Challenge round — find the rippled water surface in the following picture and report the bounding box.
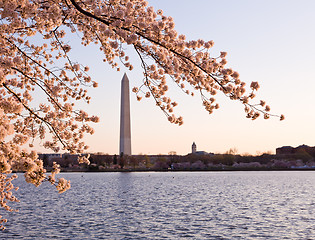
[2,171,315,239]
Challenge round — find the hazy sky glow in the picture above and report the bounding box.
[34,0,315,155]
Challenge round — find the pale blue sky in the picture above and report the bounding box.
[35,1,315,155]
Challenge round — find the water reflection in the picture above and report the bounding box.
[3,171,315,239]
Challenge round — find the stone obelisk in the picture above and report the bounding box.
[119,73,131,156]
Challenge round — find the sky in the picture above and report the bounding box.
[34,0,315,155]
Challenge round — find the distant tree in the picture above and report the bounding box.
[226,148,238,155]
[144,155,151,169]
[272,159,290,169]
[95,152,105,155]
[221,154,235,166]
[233,161,262,169]
[174,162,191,170]
[154,159,169,169]
[185,153,200,164]
[294,149,313,163]
[191,160,206,170]
[88,163,99,171]
[257,153,274,165]
[104,154,112,167]
[168,151,178,165]
[119,152,125,169]
[209,154,224,165]
[88,155,95,164]
[112,154,117,165]
[129,156,139,169]
[42,154,49,167]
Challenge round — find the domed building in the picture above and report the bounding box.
[191,142,213,156]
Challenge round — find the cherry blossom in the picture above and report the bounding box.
[0,0,283,229]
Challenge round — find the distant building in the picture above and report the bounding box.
[194,151,210,156]
[276,146,294,155]
[38,153,80,167]
[191,142,214,156]
[38,153,63,162]
[276,144,315,156]
[192,142,197,154]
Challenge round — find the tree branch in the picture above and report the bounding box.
[2,83,68,150]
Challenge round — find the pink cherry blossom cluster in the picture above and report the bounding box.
[0,173,18,230]
[66,0,283,123]
[0,0,283,228]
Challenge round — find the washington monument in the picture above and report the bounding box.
[119,73,131,156]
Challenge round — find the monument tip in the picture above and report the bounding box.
[122,73,129,82]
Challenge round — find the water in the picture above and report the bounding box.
[2,171,315,239]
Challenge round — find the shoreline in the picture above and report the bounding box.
[60,168,315,173]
